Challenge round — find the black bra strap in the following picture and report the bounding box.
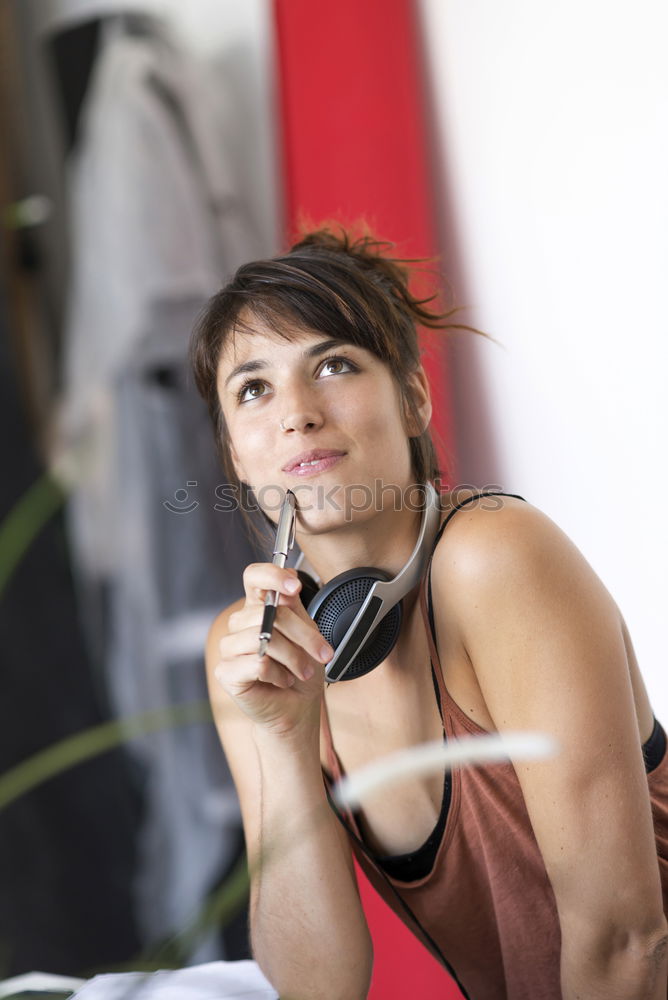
[643,718,667,774]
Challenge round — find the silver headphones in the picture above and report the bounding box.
[295,483,441,682]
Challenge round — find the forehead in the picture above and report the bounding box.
[217,312,318,367]
[215,310,376,393]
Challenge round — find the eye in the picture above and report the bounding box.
[318,356,357,378]
[237,379,269,403]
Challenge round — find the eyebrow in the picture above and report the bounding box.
[223,338,352,388]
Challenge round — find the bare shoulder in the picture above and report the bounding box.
[429,491,628,714]
[432,489,617,612]
[436,488,567,551]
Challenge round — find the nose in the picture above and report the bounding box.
[280,409,323,434]
[279,382,324,434]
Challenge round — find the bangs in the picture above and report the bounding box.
[224,254,414,370]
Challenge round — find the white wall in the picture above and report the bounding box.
[419,0,668,714]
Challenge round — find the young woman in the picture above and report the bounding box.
[191,228,668,1000]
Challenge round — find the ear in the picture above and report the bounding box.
[403,366,432,437]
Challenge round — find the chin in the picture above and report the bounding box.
[297,487,350,534]
[308,475,422,520]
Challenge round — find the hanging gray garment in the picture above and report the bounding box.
[58,19,271,960]
[111,298,265,958]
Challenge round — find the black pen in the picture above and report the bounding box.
[257,490,297,657]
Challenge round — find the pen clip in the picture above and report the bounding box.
[274,490,297,559]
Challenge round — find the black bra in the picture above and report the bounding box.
[376,714,666,885]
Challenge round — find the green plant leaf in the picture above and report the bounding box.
[0,473,65,599]
[0,702,212,813]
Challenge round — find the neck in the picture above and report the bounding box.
[295,498,426,586]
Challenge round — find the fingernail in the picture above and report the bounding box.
[285,578,300,593]
[320,645,333,662]
[287,674,296,687]
[303,665,315,680]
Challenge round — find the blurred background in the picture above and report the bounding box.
[1,1,666,998]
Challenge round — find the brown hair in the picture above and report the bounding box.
[190,224,485,520]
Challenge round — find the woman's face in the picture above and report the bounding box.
[216,314,431,532]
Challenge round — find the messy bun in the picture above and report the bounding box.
[289,226,457,336]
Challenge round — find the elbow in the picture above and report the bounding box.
[627,922,668,974]
[562,918,668,996]
[262,969,372,1000]
[604,918,668,963]
[557,878,668,962]
[253,936,373,1000]
[606,927,668,997]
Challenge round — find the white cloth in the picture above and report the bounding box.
[71,962,277,1000]
[0,973,87,997]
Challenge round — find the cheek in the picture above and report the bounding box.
[366,385,408,440]
[343,387,411,454]
[226,416,273,485]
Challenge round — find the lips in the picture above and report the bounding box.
[282,449,346,475]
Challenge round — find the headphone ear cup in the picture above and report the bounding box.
[296,570,320,610]
[307,567,402,680]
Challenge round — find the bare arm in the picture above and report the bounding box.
[206,567,373,1000]
[432,498,667,1000]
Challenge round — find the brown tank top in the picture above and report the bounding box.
[321,493,668,1000]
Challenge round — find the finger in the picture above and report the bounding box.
[215,653,296,693]
[220,623,320,683]
[227,605,333,665]
[242,564,302,605]
[255,627,326,681]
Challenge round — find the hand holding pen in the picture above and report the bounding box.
[257,490,297,657]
